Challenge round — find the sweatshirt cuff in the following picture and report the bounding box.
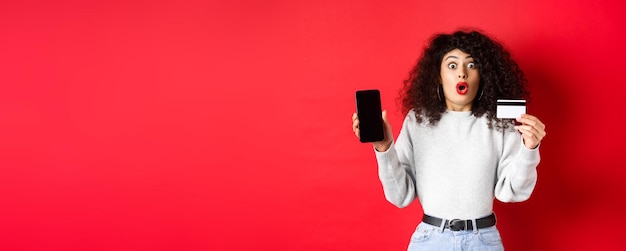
[517,138,540,165]
[374,141,396,162]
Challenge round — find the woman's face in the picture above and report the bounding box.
[440,49,480,111]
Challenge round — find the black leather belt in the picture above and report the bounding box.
[422,213,496,231]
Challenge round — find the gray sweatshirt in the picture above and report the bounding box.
[375,110,540,220]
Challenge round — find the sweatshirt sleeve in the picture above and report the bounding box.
[374,114,417,208]
[494,129,540,202]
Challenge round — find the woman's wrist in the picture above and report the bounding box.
[374,141,392,152]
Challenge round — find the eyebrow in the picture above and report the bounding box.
[444,55,473,61]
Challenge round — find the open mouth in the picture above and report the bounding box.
[456,82,468,95]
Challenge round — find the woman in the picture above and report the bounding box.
[351,29,546,250]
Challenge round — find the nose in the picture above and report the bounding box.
[458,68,467,79]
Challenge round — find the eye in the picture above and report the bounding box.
[467,62,476,69]
[448,63,457,69]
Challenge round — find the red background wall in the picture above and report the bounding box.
[1,0,625,250]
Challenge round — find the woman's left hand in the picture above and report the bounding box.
[515,114,546,149]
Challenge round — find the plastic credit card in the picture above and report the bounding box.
[496,99,526,119]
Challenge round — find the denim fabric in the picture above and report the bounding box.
[407,222,504,251]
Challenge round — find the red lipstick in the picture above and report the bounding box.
[456,82,468,95]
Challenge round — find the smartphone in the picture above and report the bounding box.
[355,89,385,143]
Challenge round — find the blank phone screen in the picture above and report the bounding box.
[355,90,384,143]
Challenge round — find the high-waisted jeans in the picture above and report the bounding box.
[407,222,504,251]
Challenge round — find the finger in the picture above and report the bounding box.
[516,114,545,130]
[515,123,547,139]
[381,110,393,143]
[354,127,360,138]
[521,113,538,120]
[382,110,392,129]
[515,125,545,142]
[515,125,537,137]
[352,112,358,122]
[516,126,535,138]
[515,125,535,133]
[516,126,539,146]
[381,110,389,128]
[518,118,544,132]
[352,118,360,132]
[516,115,536,126]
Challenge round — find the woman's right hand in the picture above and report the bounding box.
[352,110,393,152]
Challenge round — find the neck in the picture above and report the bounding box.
[445,101,473,111]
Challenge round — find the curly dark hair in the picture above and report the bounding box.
[399,29,529,130]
